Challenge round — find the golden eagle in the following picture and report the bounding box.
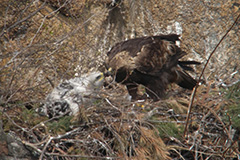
[107,34,200,100]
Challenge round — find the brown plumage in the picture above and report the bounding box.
[107,34,200,100]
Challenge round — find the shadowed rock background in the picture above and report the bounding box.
[0,0,239,159]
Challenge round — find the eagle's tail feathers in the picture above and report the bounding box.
[179,65,194,72]
[177,71,197,90]
[178,60,201,72]
[178,61,201,65]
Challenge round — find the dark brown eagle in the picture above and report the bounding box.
[107,34,200,100]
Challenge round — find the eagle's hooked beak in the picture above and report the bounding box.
[104,67,113,77]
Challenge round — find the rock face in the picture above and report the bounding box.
[0,121,36,160]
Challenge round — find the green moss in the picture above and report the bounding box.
[223,81,240,129]
[93,99,103,106]
[95,51,101,56]
[46,115,73,134]
[225,81,240,100]
[226,104,240,128]
[2,102,47,132]
[156,122,184,140]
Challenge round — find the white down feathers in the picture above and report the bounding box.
[40,72,104,118]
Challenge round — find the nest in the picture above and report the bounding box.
[14,85,171,159]
[1,80,238,159]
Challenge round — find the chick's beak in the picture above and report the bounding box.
[99,72,104,82]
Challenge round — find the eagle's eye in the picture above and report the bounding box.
[95,73,104,81]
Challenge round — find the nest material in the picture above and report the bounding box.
[23,90,171,159]
[1,81,239,159]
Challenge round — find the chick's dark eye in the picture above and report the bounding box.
[96,75,102,80]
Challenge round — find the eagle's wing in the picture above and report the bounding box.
[134,38,186,76]
[107,34,180,59]
[107,34,184,76]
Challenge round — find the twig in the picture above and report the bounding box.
[23,137,49,147]
[171,145,237,158]
[28,0,70,46]
[103,118,127,158]
[39,127,80,160]
[3,112,28,132]
[22,140,44,154]
[184,14,240,137]
[105,98,122,112]
[23,137,121,159]
[39,136,52,160]
[46,153,121,159]
[0,1,46,38]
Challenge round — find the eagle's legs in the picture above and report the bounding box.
[145,87,161,101]
[145,85,166,101]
